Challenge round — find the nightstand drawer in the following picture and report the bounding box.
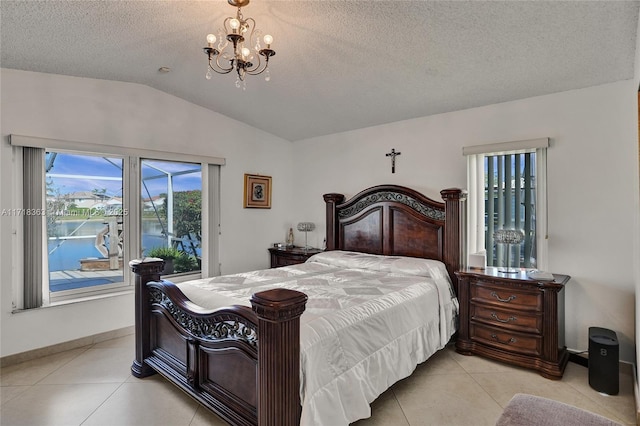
[470,323,542,357]
[471,282,542,312]
[272,254,307,267]
[470,304,542,334]
[269,247,322,268]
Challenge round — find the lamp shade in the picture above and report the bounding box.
[493,229,524,245]
[493,229,524,274]
[297,222,315,232]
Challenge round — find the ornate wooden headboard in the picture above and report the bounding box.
[324,185,465,292]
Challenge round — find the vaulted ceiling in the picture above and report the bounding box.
[1,1,638,141]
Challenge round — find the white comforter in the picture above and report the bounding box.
[177,250,458,426]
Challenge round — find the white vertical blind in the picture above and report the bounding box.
[535,148,548,270]
[201,164,221,278]
[22,147,44,309]
[466,154,485,257]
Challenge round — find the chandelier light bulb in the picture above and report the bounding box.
[206,34,216,45]
[241,47,250,58]
[263,34,273,46]
[229,18,240,31]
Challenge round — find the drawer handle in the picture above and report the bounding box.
[490,291,517,303]
[490,312,517,323]
[490,334,517,345]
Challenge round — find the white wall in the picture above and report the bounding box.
[0,69,295,357]
[1,69,637,365]
[292,80,639,363]
[633,4,640,385]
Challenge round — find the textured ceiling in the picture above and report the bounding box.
[1,1,638,141]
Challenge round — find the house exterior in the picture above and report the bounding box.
[64,191,104,209]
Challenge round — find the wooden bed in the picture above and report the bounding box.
[130,185,465,426]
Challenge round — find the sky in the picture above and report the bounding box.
[46,152,201,199]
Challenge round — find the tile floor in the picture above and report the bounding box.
[0,334,636,426]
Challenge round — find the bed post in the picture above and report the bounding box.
[323,193,345,250]
[129,258,164,378]
[441,188,466,294]
[251,289,308,426]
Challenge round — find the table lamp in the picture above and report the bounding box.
[297,222,315,252]
[493,229,525,273]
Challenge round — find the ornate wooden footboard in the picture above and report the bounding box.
[130,259,307,426]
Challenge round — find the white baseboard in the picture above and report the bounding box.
[0,326,134,368]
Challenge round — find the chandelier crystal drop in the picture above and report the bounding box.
[203,0,275,88]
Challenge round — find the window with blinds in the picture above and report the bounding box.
[10,135,223,310]
[464,137,548,272]
[485,152,537,268]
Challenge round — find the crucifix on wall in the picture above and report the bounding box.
[385,148,401,173]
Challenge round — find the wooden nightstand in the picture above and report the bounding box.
[455,267,570,379]
[268,246,323,268]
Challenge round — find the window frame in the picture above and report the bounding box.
[140,158,204,275]
[45,149,131,303]
[464,138,549,271]
[10,135,223,309]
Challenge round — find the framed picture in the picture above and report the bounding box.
[243,174,272,209]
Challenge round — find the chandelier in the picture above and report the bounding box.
[203,0,275,89]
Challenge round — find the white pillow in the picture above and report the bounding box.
[307,250,448,278]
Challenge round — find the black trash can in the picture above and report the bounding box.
[588,327,619,395]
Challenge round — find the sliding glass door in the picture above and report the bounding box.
[141,159,202,275]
